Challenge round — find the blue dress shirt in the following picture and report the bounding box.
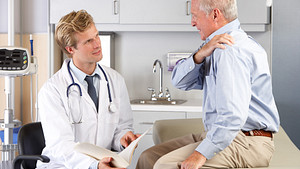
[172,19,280,159]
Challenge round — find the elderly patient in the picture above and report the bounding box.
[136,0,280,169]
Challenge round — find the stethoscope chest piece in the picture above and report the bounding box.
[109,102,117,113]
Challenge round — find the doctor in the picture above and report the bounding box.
[37,10,138,169]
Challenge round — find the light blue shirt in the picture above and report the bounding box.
[172,19,280,159]
[69,59,101,97]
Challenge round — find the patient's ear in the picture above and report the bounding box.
[212,8,222,21]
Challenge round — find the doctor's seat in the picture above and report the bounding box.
[13,122,50,169]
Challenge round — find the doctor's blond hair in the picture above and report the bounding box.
[55,10,95,57]
[198,0,238,22]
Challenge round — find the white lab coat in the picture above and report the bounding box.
[37,58,133,168]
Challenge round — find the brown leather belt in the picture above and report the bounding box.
[242,130,273,138]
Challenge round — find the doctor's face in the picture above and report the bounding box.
[69,24,103,68]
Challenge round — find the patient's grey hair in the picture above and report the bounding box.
[199,0,238,22]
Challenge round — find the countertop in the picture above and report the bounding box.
[130,99,202,112]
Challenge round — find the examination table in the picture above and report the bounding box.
[152,118,300,169]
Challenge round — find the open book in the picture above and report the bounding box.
[74,128,151,168]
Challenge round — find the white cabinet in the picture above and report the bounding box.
[186,112,203,119]
[50,0,191,25]
[133,111,186,134]
[237,0,270,24]
[119,0,271,25]
[128,110,202,169]
[49,0,119,24]
[129,111,186,169]
[49,0,271,32]
[120,0,191,24]
[237,0,271,31]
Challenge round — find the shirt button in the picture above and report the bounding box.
[189,66,193,69]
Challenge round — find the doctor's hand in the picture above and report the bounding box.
[193,33,234,64]
[180,151,207,169]
[98,157,125,169]
[120,131,140,148]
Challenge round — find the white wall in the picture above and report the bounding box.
[0,0,20,33]
[272,0,300,149]
[0,0,48,33]
[112,29,272,100]
[114,31,203,100]
[0,0,273,101]
[21,0,48,33]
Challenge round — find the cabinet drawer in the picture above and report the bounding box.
[120,0,191,24]
[133,111,186,134]
[50,0,119,24]
[186,112,203,119]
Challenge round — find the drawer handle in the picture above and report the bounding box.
[139,122,154,125]
[266,0,272,7]
[113,0,119,15]
[186,1,191,15]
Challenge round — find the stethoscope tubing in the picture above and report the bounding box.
[66,60,112,103]
[98,65,112,103]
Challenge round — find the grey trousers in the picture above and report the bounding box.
[136,131,274,169]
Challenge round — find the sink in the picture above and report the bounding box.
[130,99,187,105]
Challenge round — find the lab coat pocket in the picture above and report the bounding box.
[204,75,216,112]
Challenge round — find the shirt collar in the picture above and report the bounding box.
[69,59,101,84]
[205,19,241,43]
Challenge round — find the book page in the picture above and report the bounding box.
[118,127,152,163]
[74,127,151,168]
[74,142,129,168]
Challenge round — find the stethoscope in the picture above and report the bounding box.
[66,60,117,124]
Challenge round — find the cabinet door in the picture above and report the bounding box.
[133,111,186,134]
[50,0,119,24]
[237,0,270,24]
[186,112,203,119]
[120,0,191,24]
[130,111,185,169]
